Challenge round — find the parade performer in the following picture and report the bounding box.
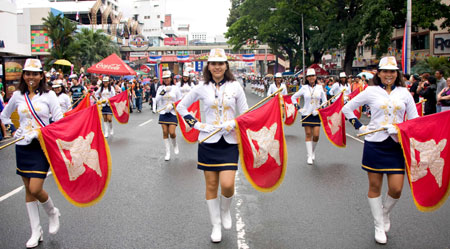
[95,76,116,138]
[342,56,418,244]
[179,71,193,98]
[51,80,71,113]
[177,48,248,243]
[329,72,351,102]
[267,73,288,96]
[291,68,327,165]
[0,59,62,248]
[155,70,182,161]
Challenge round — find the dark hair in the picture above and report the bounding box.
[306,76,318,86]
[100,80,112,92]
[427,76,437,85]
[372,69,406,87]
[18,71,49,95]
[180,76,191,87]
[202,62,235,84]
[54,84,67,96]
[436,70,444,75]
[162,75,174,86]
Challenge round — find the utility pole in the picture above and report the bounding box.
[407,0,412,73]
[301,14,305,84]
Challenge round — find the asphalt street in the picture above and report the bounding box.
[1,85,449,249]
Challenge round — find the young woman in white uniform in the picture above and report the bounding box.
[267,72,288,96]
[95,76,116,138]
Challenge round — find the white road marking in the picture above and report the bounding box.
[0,172,53,203]
[235,173,250,249]
[138,119,153,127]
[346,133,365,144]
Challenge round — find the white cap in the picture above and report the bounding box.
[306,68,316,76]
[378,56,399,70]
[339,72,347,78]
[52,83,61,88]
[183,71,190,77]
[23,59,43,72]
[45,72,51,77]
[162,70,172,79]
[275,72,283,78]
[69,74,77,79]
[208,48,227,62]
[102,76,110,81]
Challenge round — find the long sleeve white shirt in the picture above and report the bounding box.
[176,80,248,144]
[95,87,116,107]
[267,83,288,96]
[57,93,71,113]
[329,82,351,99]
[155,85,182,115]
[0,91,63,145]
[342,85,419,142]
[179,83,193,98]
[291,84,327,116]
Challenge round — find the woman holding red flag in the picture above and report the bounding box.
[155,70,181,161]
[342,56,418,244]
[95,76,116,138]
[178,71,193,98]
[291,68,327,165]
[176,48,248,243]
[0,59,63,248]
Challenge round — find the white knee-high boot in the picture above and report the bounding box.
[164,139,170,161]
[26,201,43,248]
[171,137,179,155]
[305,141,313,165]
[312,141,317,161]
[152,98,156,113]
[368,196,387,244]
[103,123,109,138]
[383,195,399,233]
[108,122,113,136]
[41,196,60,234]
[220,195,233,230]
[206,198,222,242]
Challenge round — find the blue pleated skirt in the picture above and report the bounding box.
[302,115,321,127]
[102,105,112,115]
[158,113,178,125]
[198,137,238,171]
[362,137,405,174]
[16,139,49,178]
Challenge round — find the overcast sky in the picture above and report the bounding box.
[119,0,231,36]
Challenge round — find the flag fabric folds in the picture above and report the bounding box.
[108,90,130,124]
[396,111,450,212]
[148,56,162,64]
[282,95,298,126]
[242,54,255,62]
[176,55,190,63]
[38,105,111,207]
[235,95,287,192]
[348,87,362,119]
[416,101,424,117]
[64,93,91,117]
[318,93,346,148]
[174,100,201,143]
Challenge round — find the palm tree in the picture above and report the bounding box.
[412,57,450,76]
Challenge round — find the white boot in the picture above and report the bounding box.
[206,198,222,242]
[220,195,233,230]
[368,196,387,244]
[312,141,317,161]
[108,122,114,136]
[383,195,399,233]
[306,141,313,165]
[26,201,43,248]
[171,137,179,155]
[103,123,109,138]
[41,196,60,234]
[152,98,156,113]
[164,139,170,161]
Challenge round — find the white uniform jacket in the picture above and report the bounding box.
[179,83,193,98]
[291,84,327,116]
[57,93,71,113]
[95,87,116,107]
[267,83,288,96]
[155,85,182,115]
[342,86,419,142]
[329,82,351,99]
[0,91,63,145]
[176,80,248,144]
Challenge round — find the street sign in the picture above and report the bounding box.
[195,61,204,72]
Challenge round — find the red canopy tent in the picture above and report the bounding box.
[308,64,329,76]
[87,53,136,75]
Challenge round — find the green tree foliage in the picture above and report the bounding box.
[412,57,450,77]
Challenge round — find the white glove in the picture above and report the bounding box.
[13,128,24,139]
[344,96,349,102]
[165,104,173,112]
[24,131,38,143]
[218,120,236,134]
[357,123,377,135]
[194,122,216,133]
[382,124,398,135]
[298,108,305,114]
[312,109,319,116]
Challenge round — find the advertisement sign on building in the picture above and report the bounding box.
[31,30,50,52]
[130,52,149,58]
[130,35,149,48]
[164,37,187,46]
[434,33,450,55]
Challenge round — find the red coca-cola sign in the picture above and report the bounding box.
[96,63,121,71]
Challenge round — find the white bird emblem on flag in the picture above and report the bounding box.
[56,132,102,181]
[409,138,446,187]
[286,102,295,118]
[246,123,281,168]
[114,100,128,117]
[327,111,342,135]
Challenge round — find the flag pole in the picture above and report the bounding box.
[67,93,87,111]
[300,88,346,122]
[199,87,283,144]
[0,137,24,150]
[356,128,387,137]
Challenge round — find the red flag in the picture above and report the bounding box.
[236,95,287,192]
[64,93,90,117]
[174,100,201,143]
[397,111,450,212]
[416,101,423,117]
[348,87,362,119]
[108,90,130,124]
[318,93,346,148]
[38,105,111,207]
[282,95,298,126]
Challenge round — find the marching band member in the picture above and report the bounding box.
[267,73,288,96]
[95,76,116,138]
[52,80,71,113]
[329,72,351,102]
[155,70,182,161]
[176,48,248,243]
[0,59,63,248]
[342,56,418,244]
[179,71,193,98]
[291,68,327,165]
